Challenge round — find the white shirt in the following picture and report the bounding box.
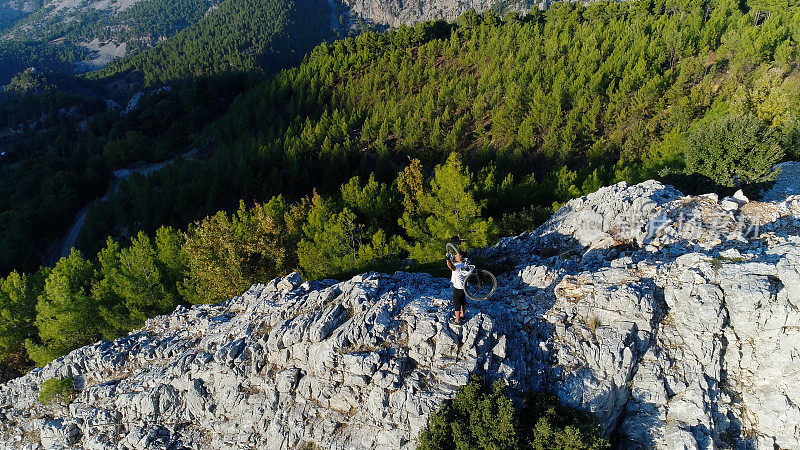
[451,262,468,289]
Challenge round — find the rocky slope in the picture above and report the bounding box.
[2,180,800,449]
[341,0,540,28]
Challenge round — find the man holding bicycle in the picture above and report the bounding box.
[446,250,468,325]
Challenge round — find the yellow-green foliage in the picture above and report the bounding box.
[181,199,297,304]
[37,377,76,406]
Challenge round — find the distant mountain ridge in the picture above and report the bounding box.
[341,0,537,27]
[90,0,334,84]
[0,0,221,72]
[0,0,554,77]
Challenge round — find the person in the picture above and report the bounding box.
[446,250,468,324]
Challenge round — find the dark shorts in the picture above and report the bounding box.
[453,288,466,310]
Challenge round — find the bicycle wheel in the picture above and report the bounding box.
[464,269,497,300]
[446,242,460,258]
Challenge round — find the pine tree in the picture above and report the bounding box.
[401,153,496,263]
[95,231,185,337]
[26,250,100,367]
[0,271,45,366]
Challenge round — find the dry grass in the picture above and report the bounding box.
[253,320,275,340]
[238,382,262,396]
[711,255,746,274]
[338,342,380,354]
[741,202,783,226]
[554,276,591,303]
[586,316,601,338]
[22,429,40,444]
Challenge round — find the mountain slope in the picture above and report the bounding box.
[341,0,533,27]
[0,0,220,75]
[2,180,800,448]
[0,0,334,83]
[92,0,333,84]
[76,2,800,265]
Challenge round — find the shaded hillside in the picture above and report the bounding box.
[0,72,255,277]
[92,0,334,84]
[0,0,332,275]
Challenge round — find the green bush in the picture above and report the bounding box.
[519,392,610,450]
[417,377,609,450]
[684,114,784,187]
[418,376,518,450]
[37,377,76,405]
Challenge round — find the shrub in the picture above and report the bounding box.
[418,376,518,450]
[417,376,609,450]
[37,377,76,405]
[684,114,783,187]
[520,392,610,450]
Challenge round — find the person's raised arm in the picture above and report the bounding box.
[446,255,455,271]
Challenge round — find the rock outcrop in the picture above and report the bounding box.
[340,0,542,28]
[3,180,800,449]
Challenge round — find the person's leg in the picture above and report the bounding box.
[452,288,460,324]
[453,289,466,324]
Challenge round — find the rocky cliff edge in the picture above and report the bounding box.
[2,180,800,449]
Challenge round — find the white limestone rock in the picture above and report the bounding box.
[3,181,800,449]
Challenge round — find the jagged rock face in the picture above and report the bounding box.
[342,0,544,28]
[2,180,800,449]
[0,273,540,449]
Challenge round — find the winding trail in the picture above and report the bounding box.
[44,149,198,266]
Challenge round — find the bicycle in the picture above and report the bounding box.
[446,240,497,301]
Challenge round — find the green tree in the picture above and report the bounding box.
[94,228,186,337]
[418,377,610,450]
[297,192,402,279]
[0,270,46,367]
[685,114,784,187]
[520,392,610,450]
[418,377,519,450]
[340,174,396,231]
[401,153,496,263]
[298,195,363,279]
[25,250,101,367]
[181,199,290,304]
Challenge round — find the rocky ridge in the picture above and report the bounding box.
[2,180,800,449]
[340,0,544,28]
